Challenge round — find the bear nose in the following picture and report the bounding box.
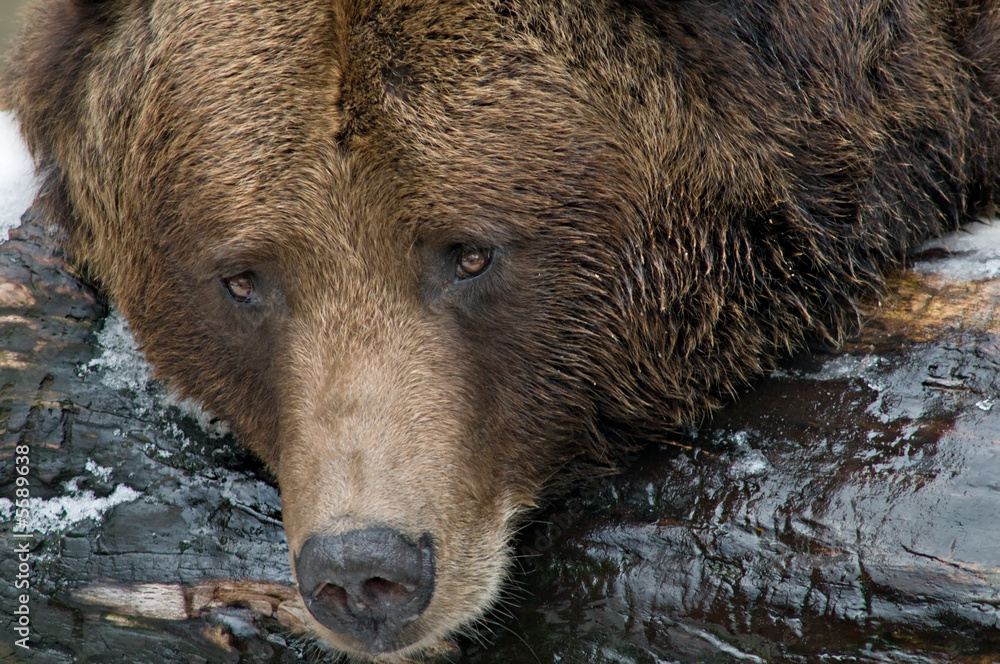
[295,527,436,654]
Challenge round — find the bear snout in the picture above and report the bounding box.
[295,527,436,655]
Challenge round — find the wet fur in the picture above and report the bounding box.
[4,0,1000,659]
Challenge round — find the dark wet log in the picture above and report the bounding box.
[3,210,1000,663]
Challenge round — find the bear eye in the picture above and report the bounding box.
[222,272,256,304]
[456,248,493,279]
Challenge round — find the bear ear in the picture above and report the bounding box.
[1,0,120,145]
[1,0,123,244]
[0,0,116,106]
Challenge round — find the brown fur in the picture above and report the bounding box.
[5,0,1000,659]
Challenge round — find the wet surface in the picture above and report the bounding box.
[3,210,1000,663]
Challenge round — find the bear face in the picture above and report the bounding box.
[5,0,999,659]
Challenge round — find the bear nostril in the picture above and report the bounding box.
[364,576,412,601]
[313,582,350,614]
[313,577,410,615]
[295,527,435,655]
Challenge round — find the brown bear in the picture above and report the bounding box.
[4,0,1000,660]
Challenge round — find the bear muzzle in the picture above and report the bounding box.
[295,527,436,655]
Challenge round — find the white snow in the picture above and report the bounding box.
[0,111,36,243]
[82,308,229,436]
[914,220,1000,281]
[0,483,141,535]
[85,459,114,482]
[84,310,155,407]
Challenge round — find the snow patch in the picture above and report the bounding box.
[85,459,114,482]
[0,111,37,243]
[0,483,141,535]
[84,310,153,399]
[914,220,1000,281]
[163,393,231,438]
[83,308,230,438]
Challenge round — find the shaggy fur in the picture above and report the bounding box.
[4,0,1000,659]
